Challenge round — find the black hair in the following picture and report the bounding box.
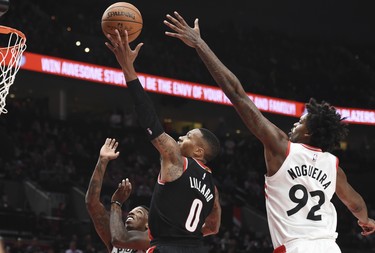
[305,98,348,152]
[199,128,221,162]
[139,205,149,214]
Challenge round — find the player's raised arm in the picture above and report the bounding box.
[163,12,288,159]
[106,29,184,182]
[110,179,150,250]
[85,138,120,253]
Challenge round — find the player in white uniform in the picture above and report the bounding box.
[86,138,149,253]
[163,12,375,253]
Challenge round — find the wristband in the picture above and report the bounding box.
[111,200,122,208]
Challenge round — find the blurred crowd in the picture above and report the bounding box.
[0,1,374,252]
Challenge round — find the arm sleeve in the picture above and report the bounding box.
[126,79,164,140]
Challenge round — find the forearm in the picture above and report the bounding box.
[122,65,137,82]
[110,204,128,246]
[348,194,369,223]
[126,79,164,140]
[85,158,108,205]
[85,158,113,250]
[195,39,243,101]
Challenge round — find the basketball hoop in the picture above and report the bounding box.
[0,25,26,114]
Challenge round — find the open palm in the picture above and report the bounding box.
[100,138,120,161]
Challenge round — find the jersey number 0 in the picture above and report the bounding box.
[185,199,203,232]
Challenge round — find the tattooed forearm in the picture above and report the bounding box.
[151,133,184,182]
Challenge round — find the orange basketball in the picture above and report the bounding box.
[101,2,143,43]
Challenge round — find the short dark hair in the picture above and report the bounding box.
[305,98,348,152]
[199,128,221,162]
[139,205,149,214]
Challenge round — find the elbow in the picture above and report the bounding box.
[212,224,220,235]
[85,197,96,212]
[85,196,92,208]
[349,198,365,214]
[111,237,123,248]
[209,229,219,236]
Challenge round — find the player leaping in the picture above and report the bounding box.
[164,11,375,253]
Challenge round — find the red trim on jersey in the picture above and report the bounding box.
[336,157,339,171]
[183,156,188,172]
[273,245,286,253]
[146,246,156,253]
[148,229,154,241]
[301,143,322,152]
[157,173,165,185]
[192,158,212,173]
[286,141,291,156]
[264,183,268,198]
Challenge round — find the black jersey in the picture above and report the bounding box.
[149,157,216,246]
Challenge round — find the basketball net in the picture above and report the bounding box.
[0,25,26,114]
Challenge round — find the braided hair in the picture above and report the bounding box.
[305,98,348,152]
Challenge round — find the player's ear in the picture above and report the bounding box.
[145,222,149,230]
[193,146,204,160]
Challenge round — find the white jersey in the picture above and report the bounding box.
[265,142,339,249]
[111,247,146,253]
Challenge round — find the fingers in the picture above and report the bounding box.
[173,11,189,27]
[119,178,131,188]
[106,32,120,48]
[361,228,375,236]
[358,218,375,236]
[164,18,180,33]
[165,13,183,30]
[194,18,200,30]
[105,29,125,50]
[134,42,144,54]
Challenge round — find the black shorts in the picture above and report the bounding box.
[149,245,209,253]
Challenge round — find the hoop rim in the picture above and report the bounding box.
[0,25,26,40]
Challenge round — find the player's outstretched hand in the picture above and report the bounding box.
[164,11,201,48]
[358,218,375,236]
[105,29,143,74]
[112,178,132,205]
[100,138,120,161]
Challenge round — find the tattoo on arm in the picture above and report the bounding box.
[86,159,112,250]
[151,133,184,182]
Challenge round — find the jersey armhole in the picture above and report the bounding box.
[183,156,188,172]
[336,157,340,171]
[286,141,291,156]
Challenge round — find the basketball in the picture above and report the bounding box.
[101,2,143,43]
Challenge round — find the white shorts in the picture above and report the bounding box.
[274,239,341,253]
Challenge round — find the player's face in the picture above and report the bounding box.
[289,114,310,143]
[125,207,148,231]
[177,129,203,157]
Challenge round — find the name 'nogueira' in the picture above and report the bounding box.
[287,164,332,190]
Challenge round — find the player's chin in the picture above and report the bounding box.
[288,132,292,140]
[125,222,134,230]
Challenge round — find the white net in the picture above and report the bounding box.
[0,25,26,114]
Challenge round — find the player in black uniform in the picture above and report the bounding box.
[86,138,150,253]
[105,30,221,253]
